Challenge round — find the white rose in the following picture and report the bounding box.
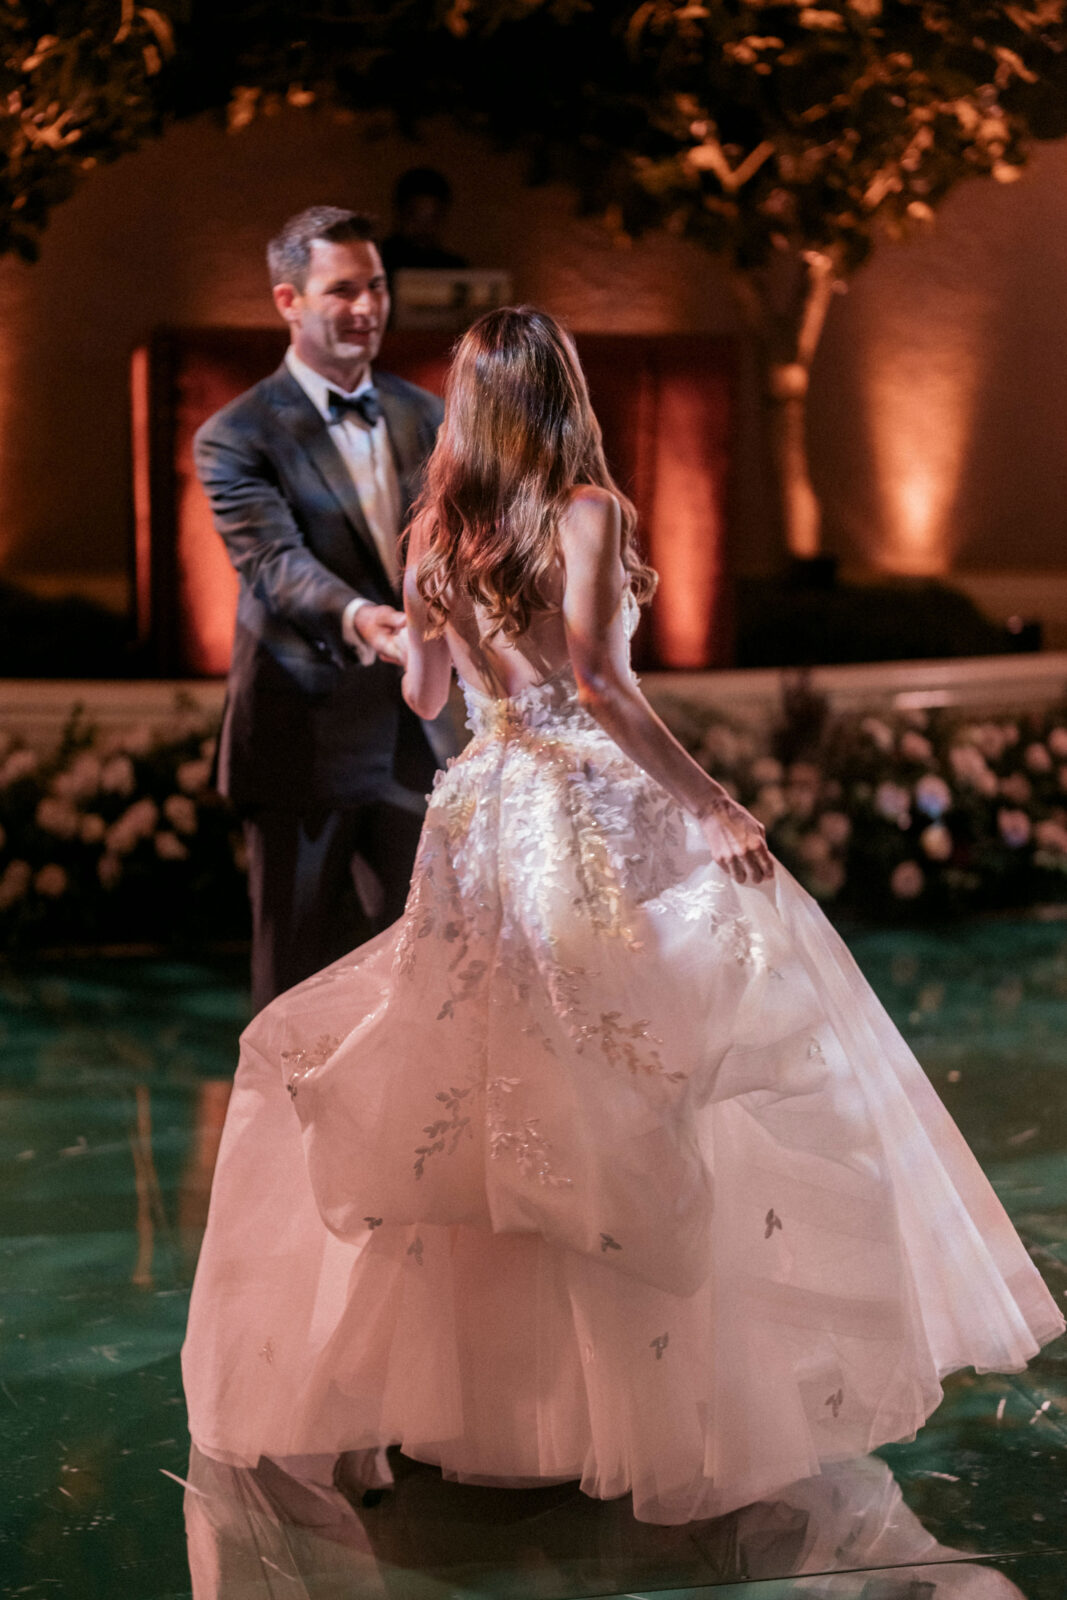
[1,749,38,786]
[101,755,136,796]
[105,798,159,856]
[67,751,103,799]
[751,785,787,827]
[875,782,911,823]
[899,730,933,764]
[797,831,832,866]
[0,859,32,909]
[999,773,1032,805]
[915,774,952,820]
[53,752,103,801]
[163,794,197,835]
[123,798,160,838]
[155,830,189,861]
[860,717,893,752]
[997,808,1031,849]
[920,823,953,861]
[788,762,821,788]
[79,814,106,845]
[177,758,212,795]
[35,796,80,839]
[890,861,924,899]
[809,859,846,900]
[1034,820,1067,854]
[817,811,852,847]
[34,863,68,898]
[1025,742,1053,775]
[949,746,996,794]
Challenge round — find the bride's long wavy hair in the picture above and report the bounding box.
[412,306,656,639]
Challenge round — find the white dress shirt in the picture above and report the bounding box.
[284,347,403,661]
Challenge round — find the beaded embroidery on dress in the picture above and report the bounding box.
[183,602,1063,1524]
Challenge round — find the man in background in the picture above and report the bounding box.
[195,205,447,1010]
[381,167,469,277]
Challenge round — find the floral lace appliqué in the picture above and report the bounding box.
[414,1082,475,1178]
[486,1077,572,1189]
[283,1033,342,1100]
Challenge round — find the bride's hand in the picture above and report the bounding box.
[698,794,775,885]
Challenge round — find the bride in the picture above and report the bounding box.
[182,307,1063,1527]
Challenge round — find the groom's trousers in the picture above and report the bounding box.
[242,794,426,1014]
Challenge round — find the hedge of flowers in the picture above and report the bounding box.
[0,700,249,952]
[668,694,1067,916]
[3,691,1067,952]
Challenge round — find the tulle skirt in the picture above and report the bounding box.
[182,683,1063,1524]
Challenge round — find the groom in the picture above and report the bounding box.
[195,206,446,1011]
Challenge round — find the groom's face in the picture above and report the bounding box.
[275,236,390,381]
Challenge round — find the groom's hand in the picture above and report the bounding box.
[353,604,409,667]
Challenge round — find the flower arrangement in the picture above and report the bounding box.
[5,689,1067,953]
[668,695,1067,916]
[0,699,248,951]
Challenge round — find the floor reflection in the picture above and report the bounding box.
[183,1448,1027,1599]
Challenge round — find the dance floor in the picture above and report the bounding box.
[2,919,1066,1599]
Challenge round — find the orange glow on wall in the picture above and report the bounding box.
[648,366,732,668]
[864,334,983,577]
[130,346,154,646]
[176,473,239,675]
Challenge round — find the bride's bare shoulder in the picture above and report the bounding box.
[558,485,621,546]
[562,483,618,514]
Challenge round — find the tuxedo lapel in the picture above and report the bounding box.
[265,366,392,587]
[377,373,428,521]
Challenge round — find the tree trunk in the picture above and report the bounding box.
[732,251,840,562]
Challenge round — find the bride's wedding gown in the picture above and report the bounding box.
[183,629,1064,1525]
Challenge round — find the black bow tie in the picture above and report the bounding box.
[327,387,382,427]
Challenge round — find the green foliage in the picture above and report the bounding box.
[604,0,1067,271]
[0,2,1063,267]
[0,2,181,259]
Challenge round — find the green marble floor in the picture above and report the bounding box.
[1,920,1065,1599]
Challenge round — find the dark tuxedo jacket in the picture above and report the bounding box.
[194,362,444,810]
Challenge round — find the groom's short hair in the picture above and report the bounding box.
[267,206,378,290]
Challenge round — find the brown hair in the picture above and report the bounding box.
[414,306,656,639]
[267,206,377,290]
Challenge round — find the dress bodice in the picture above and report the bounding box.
[459,661,589,741]
[457,589,639,742]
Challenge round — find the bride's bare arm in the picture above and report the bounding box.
[559,488,773,884]
[401,514,453,719]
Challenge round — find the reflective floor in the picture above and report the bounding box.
[1,919,1066,1598]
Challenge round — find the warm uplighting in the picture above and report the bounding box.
[863,331,983,576]
[175,475,239,676]
[130,346,154,647]
[647,357,733,669]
